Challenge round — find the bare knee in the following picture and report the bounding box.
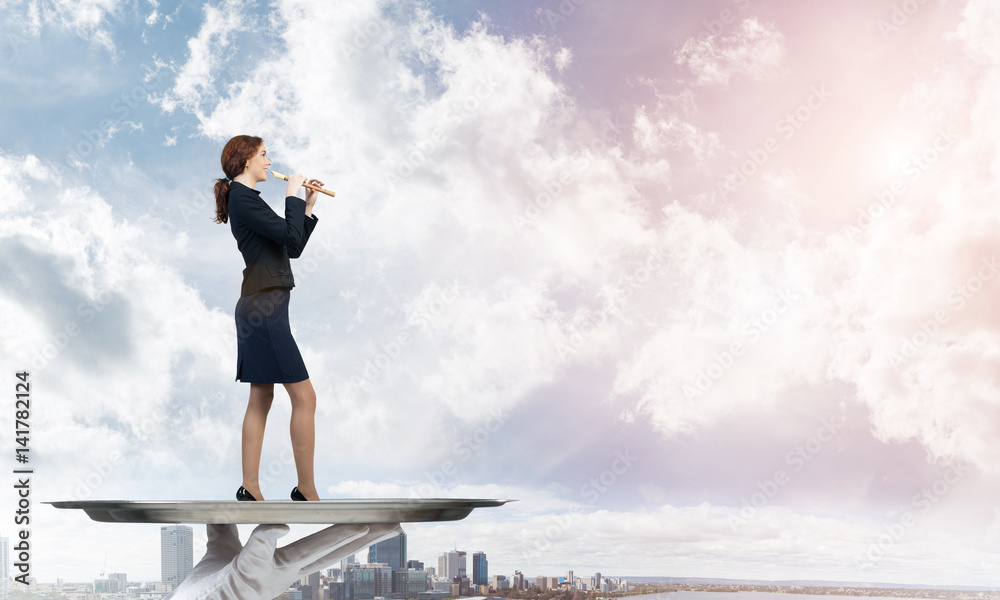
[292,390,316,412]
[286,381,316,413]
[249,384,275,411]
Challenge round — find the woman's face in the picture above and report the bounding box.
[243,144,271,183]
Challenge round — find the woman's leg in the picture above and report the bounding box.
[283,378,318,500]
[241,383,275,500]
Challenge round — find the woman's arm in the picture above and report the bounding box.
[288,212,319,259]
[229,186,310,250]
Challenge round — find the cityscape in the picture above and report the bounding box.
[0,529,634,600]
[2,531,1000,600]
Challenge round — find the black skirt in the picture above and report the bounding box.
[234,287,309,384]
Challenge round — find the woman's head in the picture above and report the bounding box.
[213,134,265,224]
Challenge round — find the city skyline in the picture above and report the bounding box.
[2,529,636,591]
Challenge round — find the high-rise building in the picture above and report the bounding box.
[492,575,509,590]
[344,562,391,600]
[406,560,424,570]
[108,573,127,593]
[368,532,406,571]
[512,570,524,591]
[341,553,358,573]
[329,580,345,600]
[437,551,461,580]
[566,570,574,587]
[471,552,487,586]
[0,535,8,600]
[437,553,447,580]
[391,568,427,598]
[160,526,193,588]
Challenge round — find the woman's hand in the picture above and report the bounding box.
[285,173,306,198]
[304,178,325,207]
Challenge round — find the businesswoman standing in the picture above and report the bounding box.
[213,134,324,502]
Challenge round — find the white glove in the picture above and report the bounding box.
[165,522,404,600]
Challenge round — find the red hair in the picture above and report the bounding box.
[213,135,264,224]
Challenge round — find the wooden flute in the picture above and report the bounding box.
[270,170,336,197]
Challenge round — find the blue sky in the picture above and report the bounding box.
[2,0,1000,588]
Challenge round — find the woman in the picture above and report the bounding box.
[212,134,325,501]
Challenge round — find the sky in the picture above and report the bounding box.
[1,0,1000,589]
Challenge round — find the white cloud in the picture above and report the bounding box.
[675,18,785,86]
[818,0,1000,474]
[0,149,237,490]
[153,0,253,116]
[154,0,1000,479]
[324,479,1000,585]
[630,81,720,161]
[154,0,671,432]
[554,46,572,71]
[5,0,125,54]
[608,201,830,437]
[0,150,256,580]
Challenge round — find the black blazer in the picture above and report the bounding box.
[228,181,319,297]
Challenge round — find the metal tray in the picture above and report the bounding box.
[47,498,514,524]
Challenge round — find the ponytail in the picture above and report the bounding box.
[213,178,230,224]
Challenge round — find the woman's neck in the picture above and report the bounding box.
[233,175,258,189]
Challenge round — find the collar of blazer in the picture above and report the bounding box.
[230,180,262,197]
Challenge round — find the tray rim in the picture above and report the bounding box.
[44,498,515,524]
[47,497,515,506]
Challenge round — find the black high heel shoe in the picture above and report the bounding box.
[236,486,258,501]
[290,487,308,501]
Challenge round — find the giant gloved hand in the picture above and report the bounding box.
[165,522,403,600]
